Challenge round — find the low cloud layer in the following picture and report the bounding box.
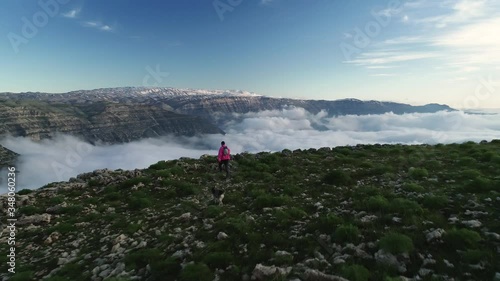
[1,108,500,193]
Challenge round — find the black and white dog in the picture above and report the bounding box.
[211,187,225,205]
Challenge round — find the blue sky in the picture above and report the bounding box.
[1,0,499,108]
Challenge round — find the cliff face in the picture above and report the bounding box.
[0,100,224,143]
[0,145,18,168]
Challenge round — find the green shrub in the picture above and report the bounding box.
[85,197,99,205]
[274,253,294,266]
[18,206,41,216]
[206,205,223,218]
[359,161,374,169]
[354,185,380,199]
[203,251,234,269]
[127,223,142,235]
[445,228,482,249]
[333,224,360,243]
[44,277,71,281]
[368,164,393,176]
[175,182,197,197]
[179,263,213,281]
[88,179,100,187]
[491,154,500,164]
[314,213,343,233]
[283,185,302,196]
[366,195,390,212]
[273,210,295,229]
[60,205,84,215]
[220,217,250,237]
[421,195,449,209]
[286,207,307,219]
[322,170,353,185]
[48,223,76,234]
[458,156,476,166]
[150,257,181,280]
[170,165,185,176]
[379,232,414,254]
[125,248,162,270]
[17,189,33,195]
[408,167,428,179]
[402,183,425,193]
[390,198,422,215]
[462,177,493,193]
[9,271,34,281]
[222,192,245,206]
[462,249,491,264]
[128,197,152,209]
[253,194,291,209]
[49,196,64,204]
[104,192,121,201]
[341,264,369,281]
[148,161,170,170]
[82,213,99,222]
[425,160,441,170]
[112,218,128,230]
[462,169,482,180]
[152,169,172,179]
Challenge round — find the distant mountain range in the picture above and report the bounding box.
[0,87,454,144]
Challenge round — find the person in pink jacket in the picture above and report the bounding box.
[218,141,231,178]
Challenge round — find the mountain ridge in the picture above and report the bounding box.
[0,87,455,144]
[0,87,453,109]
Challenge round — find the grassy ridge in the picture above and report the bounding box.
[2,141,500,281]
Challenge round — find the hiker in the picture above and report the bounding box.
[218,141,231,178]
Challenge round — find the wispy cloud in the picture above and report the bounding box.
[62,8,80,19]
[370,73,398,77]
[345,0,500,75]
[366,65,399,69]
[62,7,115,33]
[100,25,112,32]
[345,51,440,66]
[414,0,488,28]
[82,21,114,32]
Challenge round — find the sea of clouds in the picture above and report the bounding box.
[1,108,500,193]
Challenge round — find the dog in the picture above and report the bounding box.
[211,187,225,205]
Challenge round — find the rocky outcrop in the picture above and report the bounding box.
[0,145,18,168]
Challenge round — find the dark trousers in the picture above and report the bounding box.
[219,160,230,177]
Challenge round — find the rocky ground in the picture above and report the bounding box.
[1,141,499,281]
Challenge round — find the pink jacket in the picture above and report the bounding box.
[218,145,231,162]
